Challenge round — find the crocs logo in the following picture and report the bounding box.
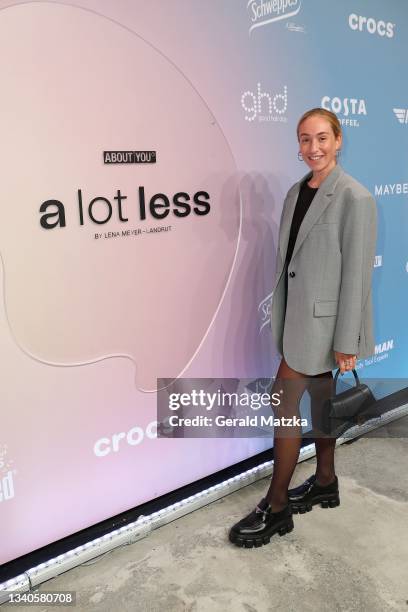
[93,421,157,457]
[348,14,395,38]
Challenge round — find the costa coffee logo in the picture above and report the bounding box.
[321,96,367,128]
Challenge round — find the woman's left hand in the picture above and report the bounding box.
[334,351,357,374]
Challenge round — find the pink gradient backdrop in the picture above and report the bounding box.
[0,0,282,564]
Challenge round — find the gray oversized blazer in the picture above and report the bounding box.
[270,164,377,375]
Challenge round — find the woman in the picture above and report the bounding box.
[229,108,377,548]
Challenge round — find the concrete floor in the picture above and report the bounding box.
[3,416,408,612]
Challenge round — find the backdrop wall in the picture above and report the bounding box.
[1,0,407,565]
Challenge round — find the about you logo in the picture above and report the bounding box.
[248,0,302,34]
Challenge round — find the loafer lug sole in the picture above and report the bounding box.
[291,493,340,514]
[229,517,294,548]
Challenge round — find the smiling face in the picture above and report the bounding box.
[298,115,342,182]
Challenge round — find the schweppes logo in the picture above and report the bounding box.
[248,0,302,34]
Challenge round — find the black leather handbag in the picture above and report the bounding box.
[322,369,376,437]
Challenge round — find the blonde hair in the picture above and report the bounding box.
[297,108,342,141]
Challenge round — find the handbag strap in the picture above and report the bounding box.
[333,368,360,395]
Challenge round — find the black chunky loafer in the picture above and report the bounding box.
[288,474,340,514]
[229,498,294,548]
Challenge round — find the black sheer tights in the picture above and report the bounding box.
[265,357,336,512]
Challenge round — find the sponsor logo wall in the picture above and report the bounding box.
[0,0,407,567]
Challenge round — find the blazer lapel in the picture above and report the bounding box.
[279,164,344,264]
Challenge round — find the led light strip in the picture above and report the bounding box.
[1,403,407,605]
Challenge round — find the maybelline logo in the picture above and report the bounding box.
[348,14,395,38]
[103,151,156,164]
[259,292,273,332]
[94,421,157,457]
[374,183,408,196]
[321,97,367,128]
[241,84,288,123]
[374,255,382,268]
[393,109,408,124]
[0,471,15,503]
[248,0,302,34]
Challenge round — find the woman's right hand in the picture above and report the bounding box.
[334,351,357,374]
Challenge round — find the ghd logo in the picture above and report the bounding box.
[241,84,288,123]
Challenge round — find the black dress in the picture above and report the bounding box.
[284,179,319,314]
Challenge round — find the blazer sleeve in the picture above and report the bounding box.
[333,193,377,355]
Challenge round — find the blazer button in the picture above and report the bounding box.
[289,271,296,278]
